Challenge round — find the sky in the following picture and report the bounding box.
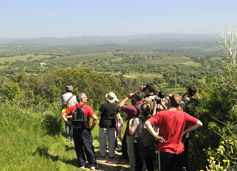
[0,1,236,38]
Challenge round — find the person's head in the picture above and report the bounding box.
[144,83,155,95]
[133,91,143,103]
[105,92,116,103]
[158,91,165,99]
[188,85,197,97]
[65,85,73,92]
[77,92,87,103]
[169,94,181,108]
[140,98,155,120]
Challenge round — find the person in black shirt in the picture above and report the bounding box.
[97,92,119,159]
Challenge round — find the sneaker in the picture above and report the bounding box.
[90,166,95,170]
[80,166,85,169]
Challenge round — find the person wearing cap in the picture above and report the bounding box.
[61,85,78,143]
[117,91,143,171]
[97,92,119,159]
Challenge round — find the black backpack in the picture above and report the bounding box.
[72,104,87,130]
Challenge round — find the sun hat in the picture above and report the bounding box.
[105,92,116,103]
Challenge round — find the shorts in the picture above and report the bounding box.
[118,124,122,131]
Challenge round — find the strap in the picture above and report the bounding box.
[66,95,74,104]
[133,104,140,117]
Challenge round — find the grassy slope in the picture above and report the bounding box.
[0,103,128,171]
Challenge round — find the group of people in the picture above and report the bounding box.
[61,83,203,171]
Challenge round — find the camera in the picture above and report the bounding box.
[142,86,146,92]
[155,98,161,104]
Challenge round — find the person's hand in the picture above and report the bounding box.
[128,93,134,99]
[140,86,144,92]
[156,135,165,143]
[89,125,95,131]
[129,117,135,124]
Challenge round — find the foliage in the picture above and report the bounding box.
[188,25,237,170]
[0,67,127,112]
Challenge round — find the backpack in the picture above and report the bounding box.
[137,98,156,148]
[61,95,74,113]
[72,104,87,130]
[138,117,156,148]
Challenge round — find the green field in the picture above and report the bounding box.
[47,52,116,64]
[0,54,52,63]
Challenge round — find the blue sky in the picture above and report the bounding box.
[0,1,236,38]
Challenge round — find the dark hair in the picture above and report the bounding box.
[188,85,197,97]
[158,91,165,99]
[170,94,181,108]
[133,91,143,101]
[145,83,155,93]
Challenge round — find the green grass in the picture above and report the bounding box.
[0,103,128,171]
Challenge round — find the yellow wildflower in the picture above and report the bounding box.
[230,142,233,145]
[220,166,223,169]
[219,145,224,149]
[226,160,230,163]
[215,165,220,167]
[223,159,227,162]
[210,157,215,160]
[221,141,224,144]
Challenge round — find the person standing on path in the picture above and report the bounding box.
[61,85,78,143]
[118,91,143,171]
[145,94,203,171]
[97,92,119,159]
[61,92,98,170]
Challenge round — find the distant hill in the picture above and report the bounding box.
[0,33,217,46]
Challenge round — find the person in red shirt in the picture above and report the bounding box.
[61,92,97,170]
[145,94,203,171]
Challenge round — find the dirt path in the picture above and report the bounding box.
[83,144,130,171]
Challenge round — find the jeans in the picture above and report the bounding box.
[65,122,73,141]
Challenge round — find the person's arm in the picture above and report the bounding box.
[181,91,189,101]
[129,117,137,135]
[97,111,102,117]
[89,114,97,130]
[61,112,72,125]
[117,113,123,124]
[183,120,203,135]
[145,120,165,143]
[117,93,134,110]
